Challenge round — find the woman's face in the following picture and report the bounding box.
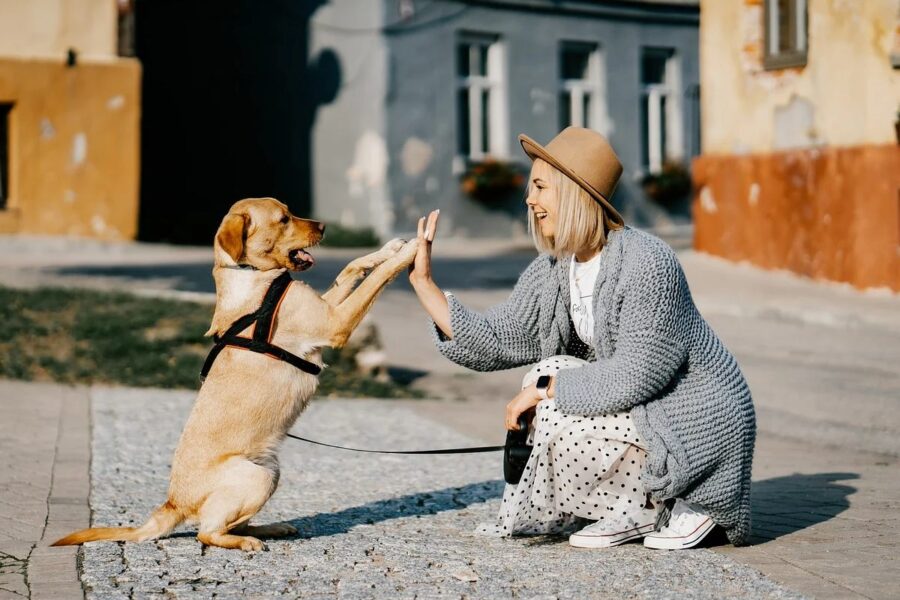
[525,159,559,239]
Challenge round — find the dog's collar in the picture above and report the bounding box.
[222,264,259,271]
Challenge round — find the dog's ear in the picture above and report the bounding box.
[215,213,248,263]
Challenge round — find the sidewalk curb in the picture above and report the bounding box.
[27,391,90,600]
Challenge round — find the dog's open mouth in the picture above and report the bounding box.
[288,248,315,271]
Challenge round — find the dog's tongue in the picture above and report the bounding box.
[290,249,315,270]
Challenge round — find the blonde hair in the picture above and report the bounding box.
[527,159,622,259]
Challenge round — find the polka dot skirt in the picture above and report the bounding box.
[477,355,657,537]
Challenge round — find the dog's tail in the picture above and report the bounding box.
[51,501,184,546]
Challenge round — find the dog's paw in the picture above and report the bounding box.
[240,537,267,552]
[395,237,420,265]
[382,238,407,255]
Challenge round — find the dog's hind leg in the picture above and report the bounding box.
[196,458,278,552]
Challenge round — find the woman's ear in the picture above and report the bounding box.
[215,213,248,263]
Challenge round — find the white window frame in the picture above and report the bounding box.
[764,0,808,69]
[559,42,610,135]
[456,33,508,161]
[642,48,682,174]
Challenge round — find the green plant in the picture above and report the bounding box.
[321,223,381,248]
[641,161,693,207]
[461,158,525,203]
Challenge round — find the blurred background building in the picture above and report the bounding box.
[1,0,897,293]
[309,0,700,240]
[693,0,900,291]
[0,0,140,240]
[133,0,700,244]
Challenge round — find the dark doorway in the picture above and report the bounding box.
[0,103,12,210]
[135,0,336,244]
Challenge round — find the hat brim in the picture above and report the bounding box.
[519,133,624,226]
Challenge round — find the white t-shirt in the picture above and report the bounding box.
[569,250,603,346]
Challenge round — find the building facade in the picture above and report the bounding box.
[0,0,140,240]
[310,0,700,240]
[693,0,900,291]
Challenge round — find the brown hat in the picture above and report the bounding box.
[519,127,624,226]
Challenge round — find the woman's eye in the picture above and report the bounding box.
[280,215,290,224]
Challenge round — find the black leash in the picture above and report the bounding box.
[285,432,503,454]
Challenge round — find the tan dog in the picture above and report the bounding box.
[53,197,418,551]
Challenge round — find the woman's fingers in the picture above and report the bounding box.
[417,216,425,239]
[505,401,519,431]
[425,209,440,242]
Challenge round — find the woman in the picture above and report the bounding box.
[408,127,755,549]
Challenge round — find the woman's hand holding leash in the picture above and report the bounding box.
[409,210,453,339]
[506,377,556,431]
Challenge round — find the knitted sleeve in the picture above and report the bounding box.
[428,256,546,371]
[554,244,688,415]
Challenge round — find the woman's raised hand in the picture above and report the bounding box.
[407,209,452,338]
[408,209,440,285]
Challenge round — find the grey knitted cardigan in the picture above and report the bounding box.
[431,226,756,545]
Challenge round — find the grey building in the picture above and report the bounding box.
[310,0,700,240]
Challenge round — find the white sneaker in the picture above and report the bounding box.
[643,499,716,550]
[569,516,657,549]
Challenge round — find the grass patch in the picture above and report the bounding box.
[0,285,420,398]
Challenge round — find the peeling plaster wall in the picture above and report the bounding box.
[309,0,392,237]
[0,58,141,239]
[694,0,900,291]
[701,0,900,153]
[694,146,900,290]
[0,0,117,60]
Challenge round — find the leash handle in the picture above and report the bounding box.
[285,432,503,454]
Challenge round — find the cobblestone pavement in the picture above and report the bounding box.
[81,388,800,600]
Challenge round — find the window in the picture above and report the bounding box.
[456,33,507,160]
[764,0,808,69]
[559,42,608,134]
[0,103,11,210]
[640,48,682,174]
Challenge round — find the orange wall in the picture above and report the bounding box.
[693,145,900,291]
[0,57,140,239]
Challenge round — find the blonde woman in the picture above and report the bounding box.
[408,127,755,549]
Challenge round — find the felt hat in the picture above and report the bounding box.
[519,127,625,225]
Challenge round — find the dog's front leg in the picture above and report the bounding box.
[321,238,407,306]
[327,239,419,347]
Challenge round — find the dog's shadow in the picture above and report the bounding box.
[283,480,504,540]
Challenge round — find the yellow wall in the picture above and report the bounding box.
[700,0,900,154]
[0,57,140,239]
[0,0,117,60]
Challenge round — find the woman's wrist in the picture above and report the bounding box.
[410,273,434,290]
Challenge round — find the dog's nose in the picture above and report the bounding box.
[318,222,326,233]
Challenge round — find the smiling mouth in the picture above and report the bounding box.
[288,248,315,271]
[535,211,548,220]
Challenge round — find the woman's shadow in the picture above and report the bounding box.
[743,472,858,544]
[275,472,857,545]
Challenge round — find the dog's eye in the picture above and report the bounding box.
[280,215,289,224]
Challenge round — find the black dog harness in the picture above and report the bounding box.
[200,271,322,383]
